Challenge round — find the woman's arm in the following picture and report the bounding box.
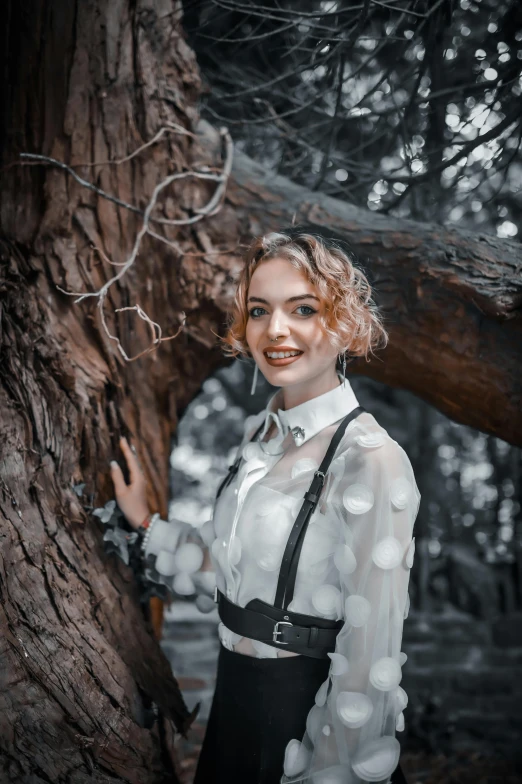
[109,437,216,605]
[282,428,420,783]
[107,412,262,602]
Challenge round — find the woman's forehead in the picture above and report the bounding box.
[249,257,316,294]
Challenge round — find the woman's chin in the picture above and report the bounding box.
[261,363,308,386]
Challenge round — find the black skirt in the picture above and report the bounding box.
[193,643,409,784]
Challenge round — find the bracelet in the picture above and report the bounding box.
[140,512,160,554]
[138,513,151,531]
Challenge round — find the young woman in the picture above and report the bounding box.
[110,230,420,784]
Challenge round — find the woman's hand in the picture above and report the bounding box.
[110,437,150,530]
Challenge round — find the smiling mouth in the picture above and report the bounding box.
[264,350,303,359]
[263,350,304,366]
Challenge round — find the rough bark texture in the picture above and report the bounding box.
[0,1,231,782]
[1,0,521,782]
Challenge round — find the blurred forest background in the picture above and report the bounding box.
[162,0,522,780]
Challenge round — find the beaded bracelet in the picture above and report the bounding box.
[138,513,151,531]
[140,512,160,554]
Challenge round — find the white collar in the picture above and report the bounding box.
[259,373,360,448]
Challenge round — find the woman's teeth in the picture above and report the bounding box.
[265,350,302,358]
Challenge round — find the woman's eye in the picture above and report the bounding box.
[295,305,317,316]
[248,307,266,318]
[248,305,316,318]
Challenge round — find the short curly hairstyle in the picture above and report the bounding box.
[220,229,388,363]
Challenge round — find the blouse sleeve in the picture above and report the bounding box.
[142,513,217,612]
[282,428,420,784]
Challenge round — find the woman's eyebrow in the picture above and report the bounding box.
[247,294,320,304]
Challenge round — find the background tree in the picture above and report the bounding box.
[185,0,522,232]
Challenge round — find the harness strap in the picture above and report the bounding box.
[274,405,366,609]
[213,402,368,657]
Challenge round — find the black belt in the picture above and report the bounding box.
[215,588,343,659]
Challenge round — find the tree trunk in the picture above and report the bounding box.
[1,0,521,781]
[0,1,227,782]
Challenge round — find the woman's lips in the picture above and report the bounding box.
[263,351,304,367]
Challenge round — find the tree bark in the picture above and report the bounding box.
[1,0,521,782]
[0,1,227,782]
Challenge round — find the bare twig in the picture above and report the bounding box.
[29,126,234,361]
[107,305,187,362]
[82,122,196,167]
[56,139,233,302]
[20,148,231,227]
[146,229,239,257]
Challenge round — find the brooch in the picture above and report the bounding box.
[291,426,306,445]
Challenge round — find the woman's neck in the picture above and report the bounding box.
[281,369,341,411]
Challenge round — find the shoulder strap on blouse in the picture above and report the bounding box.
[274,405,366,610]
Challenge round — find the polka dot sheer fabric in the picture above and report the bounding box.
[143,380,420,784]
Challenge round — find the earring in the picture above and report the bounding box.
[339,350,347,384]
[250,361,259,395]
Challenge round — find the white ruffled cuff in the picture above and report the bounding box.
[141,514,184,558]
[141,516,213,599]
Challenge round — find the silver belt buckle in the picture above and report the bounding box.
[273,620,293,644]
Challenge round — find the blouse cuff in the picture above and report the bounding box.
[143,517,210,597]
[141,514,184,558]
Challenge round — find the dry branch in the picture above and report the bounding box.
[19,127,233,361]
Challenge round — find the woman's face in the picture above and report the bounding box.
[245,257,339,389]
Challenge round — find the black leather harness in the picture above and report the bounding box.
[213,405,366,658]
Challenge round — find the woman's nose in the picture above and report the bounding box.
[266,313,290,340]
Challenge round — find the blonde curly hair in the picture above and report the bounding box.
[220,229,388,363]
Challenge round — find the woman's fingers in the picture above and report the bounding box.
[119,437,142,484]
[110,460,127,495]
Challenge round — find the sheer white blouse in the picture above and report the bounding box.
[143,375,420,784]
